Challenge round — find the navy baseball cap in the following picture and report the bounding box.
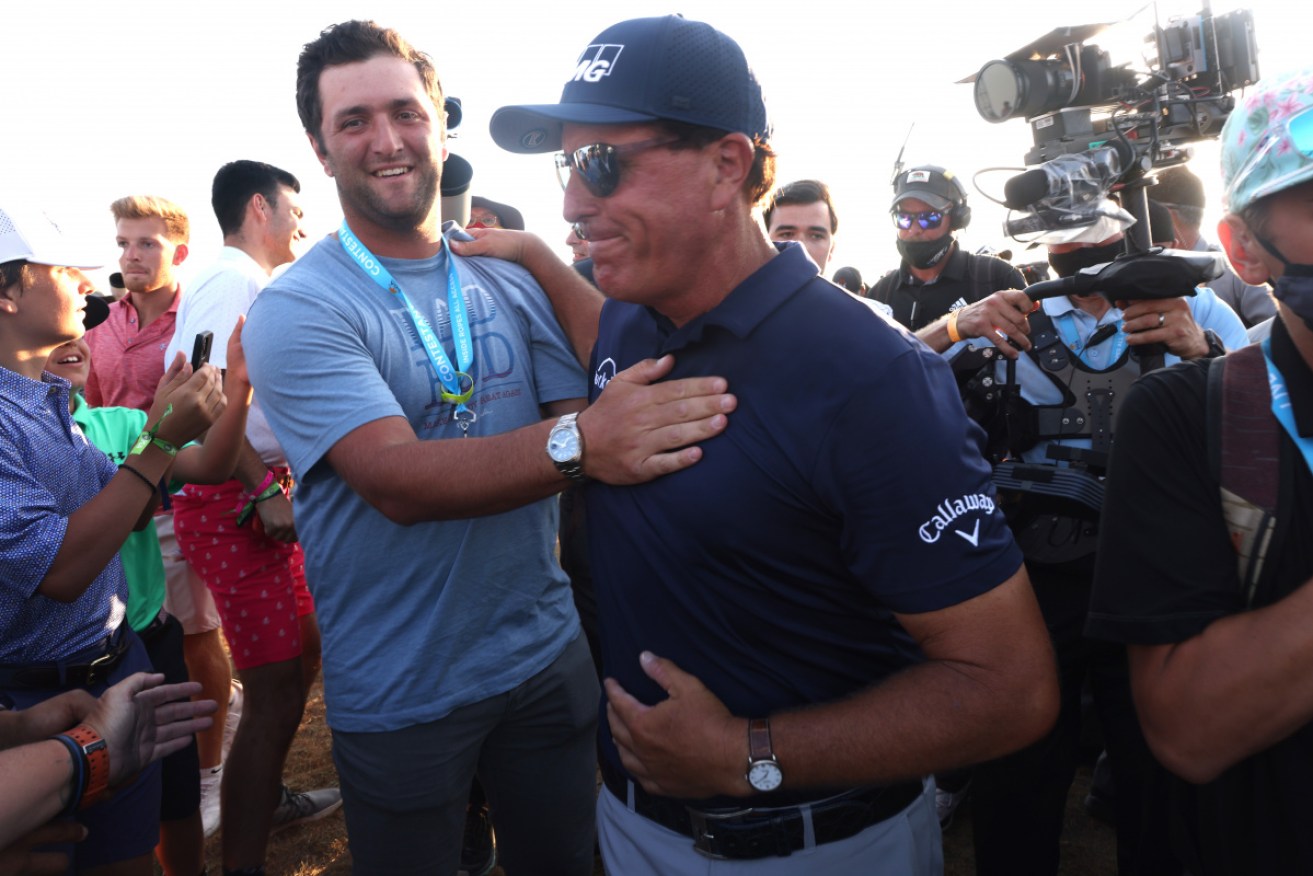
[490,15,770,154]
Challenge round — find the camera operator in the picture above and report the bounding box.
[920,205,1245,875]
[1088,66,1313,874]
[870,165,1025,330]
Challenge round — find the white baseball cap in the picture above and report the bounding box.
[0,203,103,269]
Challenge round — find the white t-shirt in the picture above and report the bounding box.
[164,246,285,466]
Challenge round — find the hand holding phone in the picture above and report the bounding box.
[190,331,214,371]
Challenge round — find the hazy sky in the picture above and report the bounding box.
[4,0,1300,285]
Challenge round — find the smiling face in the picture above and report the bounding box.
[44,337,91,390]
[264,184,307,268]
[116,217,186,294]
[311,54,446,249]
[562,122,717,319]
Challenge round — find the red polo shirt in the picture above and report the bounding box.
[84,288,182,412]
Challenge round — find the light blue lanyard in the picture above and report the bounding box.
[1054,310,1126,370]
[1262,338,1313,475]
[338,222,477,433]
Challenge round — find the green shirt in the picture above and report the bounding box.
[70,395,165,633]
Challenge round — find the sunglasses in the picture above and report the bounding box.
[1224,104,1313,209]
[892,209,948,231]
[554,137,681,198]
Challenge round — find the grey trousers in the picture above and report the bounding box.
[598,775,943,875]
[332,633,599,875]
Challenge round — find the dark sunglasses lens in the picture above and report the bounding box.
[894,210,944,230]
[575,146,619,197]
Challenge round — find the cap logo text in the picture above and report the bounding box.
[573,44,624,83]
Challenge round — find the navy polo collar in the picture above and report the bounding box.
[645,242,817,352]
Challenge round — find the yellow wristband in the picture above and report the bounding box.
[947,310,963,344]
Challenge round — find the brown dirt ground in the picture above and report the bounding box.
[203,684,1117,876]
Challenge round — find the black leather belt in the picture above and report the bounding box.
[600,759,922,860]
[0,632,131,690]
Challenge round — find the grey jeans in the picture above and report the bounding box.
[332,633,599,875]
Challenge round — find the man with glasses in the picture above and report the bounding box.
[1088,66,1313,874]
[467,196,525,232]
[488,15,1057,873]
[871,165,1025,330]
[241,19,736,876]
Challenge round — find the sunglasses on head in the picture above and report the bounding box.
[554,136,681,198]
[892,209,948,231]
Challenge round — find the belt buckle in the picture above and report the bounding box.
[688,805,752,861]
[84,650,116,687]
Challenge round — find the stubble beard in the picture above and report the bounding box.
[339,162,442,237]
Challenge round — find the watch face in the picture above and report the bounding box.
[548,428,581,463]
[747,760,783,792]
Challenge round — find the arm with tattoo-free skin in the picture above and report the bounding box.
[0,674,216,855]
[172,316,254,488]
[452,229,603,367]
[916,290,1036,358]
[605,565,1058,798]
[38,358,226,603]
[327,355,735,525]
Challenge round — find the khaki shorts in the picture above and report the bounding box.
[156,511,222,635]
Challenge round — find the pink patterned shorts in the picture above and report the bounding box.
[173,476,314,671]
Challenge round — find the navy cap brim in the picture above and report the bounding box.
[490,103,664,154]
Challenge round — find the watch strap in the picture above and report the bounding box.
[748,717,774,763]
[1203,329,1227,359]
[64,723,110,809]
[549,413,587,482]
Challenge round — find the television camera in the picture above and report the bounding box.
[969,4,1259,253]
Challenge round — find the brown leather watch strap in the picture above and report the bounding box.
[748,717,773,762]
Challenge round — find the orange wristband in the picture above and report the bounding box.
[64,724,110,809]
[947,310,963,344]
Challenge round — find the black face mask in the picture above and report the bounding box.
[897,236,954,270]
[1273,265,1313,331]
[1256,232,1313,331]
[1047,240,1125,279]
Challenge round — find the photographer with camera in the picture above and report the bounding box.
[1088,66,1313,874]
[870,165,1025,330]
[922,205,1245,875]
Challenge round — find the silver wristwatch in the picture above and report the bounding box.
[547,413,586,481]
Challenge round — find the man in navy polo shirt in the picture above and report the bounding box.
[488,15,1058,873]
